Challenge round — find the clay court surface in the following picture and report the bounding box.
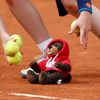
[0,0,100,100]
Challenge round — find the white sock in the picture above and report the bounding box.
[37,38,53,52]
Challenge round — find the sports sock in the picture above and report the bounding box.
[37,38,53,52]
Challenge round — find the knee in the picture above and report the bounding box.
[5,0,14,6]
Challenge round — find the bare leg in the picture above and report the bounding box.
[0,16,10,44]
[61,0,100,38]
[5,0,52,46]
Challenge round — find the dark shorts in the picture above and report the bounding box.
[56,0,68,16]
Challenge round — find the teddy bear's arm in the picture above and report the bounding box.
[29,61,41,73]
[54,62,71,72]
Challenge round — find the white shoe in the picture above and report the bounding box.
[20,68,33,78]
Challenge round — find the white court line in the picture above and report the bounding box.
[9,92,79,100]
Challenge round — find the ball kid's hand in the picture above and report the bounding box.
[69,11,92,49]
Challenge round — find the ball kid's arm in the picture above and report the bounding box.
[69,0,92,48]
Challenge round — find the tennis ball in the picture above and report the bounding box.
[7,52,22,64]
[4,41,19,56]
[10,34,23,48]
[71,20,80,36]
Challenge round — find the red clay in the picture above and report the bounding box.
[0,0,100,100]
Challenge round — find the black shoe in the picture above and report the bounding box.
[27,70,38,83]
[39,71,47,85]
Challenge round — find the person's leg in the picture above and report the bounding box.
[61,0,100,38]
[0,16,10,44]
[5,0,52,52]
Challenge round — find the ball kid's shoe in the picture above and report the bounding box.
[20,68,33,79]
[34,51,48,63]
